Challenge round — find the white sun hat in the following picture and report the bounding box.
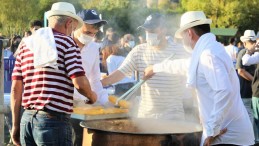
[46,2,84,29]
[175,11,212,38]
[240,30,257,42]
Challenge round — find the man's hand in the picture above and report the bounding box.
[11,126,21,146]
[101,70,126,87]
[203,128,227,146]
[246,42,259,54]
[85,91,97,104]
[143,66,155,80]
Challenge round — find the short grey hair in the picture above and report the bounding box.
[48,15,69,26]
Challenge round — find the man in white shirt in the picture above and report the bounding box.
[224,37,239,68]
[73,9,108,105]
[71,9,108,146]
[144,11,254,146]
[101,13,191,120]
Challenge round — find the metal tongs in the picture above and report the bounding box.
[114,79,145,107]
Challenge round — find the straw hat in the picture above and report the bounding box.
[240,30,257,42]
[175,11,212,38]
[46,2,84,29]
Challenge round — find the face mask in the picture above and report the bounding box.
[78,33,94,45]
[146,32,160,47]
[128,41,135,48]
[182,31,193,53]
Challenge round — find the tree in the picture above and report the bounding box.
[0,0,83,37]
[80,0,179,36]
[180,0,259,36]
[237,0,259,34]
[0,0,39,36]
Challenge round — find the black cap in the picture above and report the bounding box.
[77,9,107,25]
[138,13,165,30]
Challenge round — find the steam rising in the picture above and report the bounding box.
[131,118,202,134]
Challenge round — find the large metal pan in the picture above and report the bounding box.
[80,118,202,134]
[80,118,202,146]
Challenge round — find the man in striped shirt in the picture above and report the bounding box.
[10,2,97,146]
[101,13,191,120]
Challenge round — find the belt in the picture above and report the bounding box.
[25,108,70,117]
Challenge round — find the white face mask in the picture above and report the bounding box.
[128,41,135,48]
[146,32,160,47]
[182,31,193,53]
[78,33,94,45]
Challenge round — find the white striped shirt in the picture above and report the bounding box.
[12,29,85,114]
[118,40,190,120]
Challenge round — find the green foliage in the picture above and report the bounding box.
[180,0,259,35]
[0,0,182,37]
[0,0,39,36]
[81,0,179,36]
[81,0,147,35]
[0,0,83,37]
[158,0,171,10]
[237,0,259,35]
[0,0,258,38]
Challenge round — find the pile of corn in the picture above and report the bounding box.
[73,106,128,115]
[108,95,130,109]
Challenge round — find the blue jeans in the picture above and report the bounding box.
[20,109,72,146]
[242,98,253,123]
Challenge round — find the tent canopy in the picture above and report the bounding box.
[211,28,238,36]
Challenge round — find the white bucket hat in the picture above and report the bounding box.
[46,2,84,29]
[175,11,212,38]
[240,30,257,42]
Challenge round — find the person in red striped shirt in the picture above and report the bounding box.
[10,2,97,146]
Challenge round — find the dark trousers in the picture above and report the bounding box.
[71,118,83,146]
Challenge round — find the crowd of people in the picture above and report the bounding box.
[1,1,258,146]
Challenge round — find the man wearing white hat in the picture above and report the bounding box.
[236,30,257,124]
[241,30,259,142]
[10,2,97,146]
[144,11,254,146]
